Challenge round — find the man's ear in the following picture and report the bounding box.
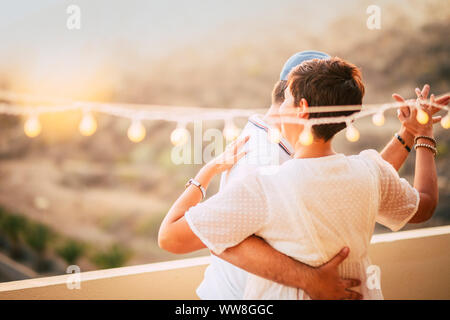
[298,98,309,119]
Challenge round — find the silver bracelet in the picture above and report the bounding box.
[414,143,437,157]
[414,135,436,147]
[185,178,206,200]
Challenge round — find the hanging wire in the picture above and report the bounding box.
[0,90,448,126]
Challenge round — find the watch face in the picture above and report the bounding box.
[186,179,200,188]
[185,179,193,188]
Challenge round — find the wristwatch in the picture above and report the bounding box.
[185,178,206,200]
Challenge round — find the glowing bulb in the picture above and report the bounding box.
[299,127,314,146]
[127,120,146,143]
[372,112,385,126]
[416,108,429,124]
[346,124,360,142]
[223,121,240,141]
[24,115,42,138]
[268,127,281,143]
[79,112,97,136]
[441,114,450,129]
[170,126,189,146]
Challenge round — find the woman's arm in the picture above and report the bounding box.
[158,136,249,254]
[409,136,438,223]
[407,95,439,223]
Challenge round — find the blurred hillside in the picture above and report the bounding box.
[0,0,449,279]
[110,0,449,107]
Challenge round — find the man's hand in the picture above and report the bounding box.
[215,236,363,300]
[305,247,362,300]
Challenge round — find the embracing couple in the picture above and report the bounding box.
[158,51,449,300]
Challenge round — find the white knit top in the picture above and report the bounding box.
[186,149,420,299]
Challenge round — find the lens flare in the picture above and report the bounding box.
[416,108,429,124]
[346,124,360,142]
[440,114,450,129]
[127,120,146,143]
[223,122,240,141]
[79,112,97,136]
[268,127,281,144]
[299,127,314,146]
[170,127,189,146]
[372,112,385,126]
[24,115,42,138]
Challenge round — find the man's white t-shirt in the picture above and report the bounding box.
[195,114,294,300]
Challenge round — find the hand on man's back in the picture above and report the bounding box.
[305,247,363,300]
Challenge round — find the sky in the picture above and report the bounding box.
[0,0,364,59]
[0,0,423,99]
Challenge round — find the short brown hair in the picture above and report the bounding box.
[271,80,287,105]
[288,57,365,141]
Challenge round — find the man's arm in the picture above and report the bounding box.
[216,236,361,300]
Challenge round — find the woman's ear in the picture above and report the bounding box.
[298,98,309,119]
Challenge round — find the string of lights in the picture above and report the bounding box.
[0,90,448,146]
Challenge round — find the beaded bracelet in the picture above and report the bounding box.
[414,135,436,147]
[414,143,437,157]
[395,133,411,152]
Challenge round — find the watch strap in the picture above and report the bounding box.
[186,178,206,199]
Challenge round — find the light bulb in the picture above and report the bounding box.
[127,120,146,143]
[416,108,429,124]
[170,126,189,146]
[223,121,240,141]
[441,114,450,129]
[346,124,360,142]
[372,112,385,126]
[268,127,281,144]
[24,115,42,138]
[79,112,97,136]
[299,127,314,146]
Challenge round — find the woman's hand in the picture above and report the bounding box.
[205,135,250,175]
[393,84,449,137]
[193,135,250,191]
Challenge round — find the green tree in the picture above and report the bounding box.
[24,223,54,271]
[56,240,85,265]
[0,212,27,259]
[91,244,131,269]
